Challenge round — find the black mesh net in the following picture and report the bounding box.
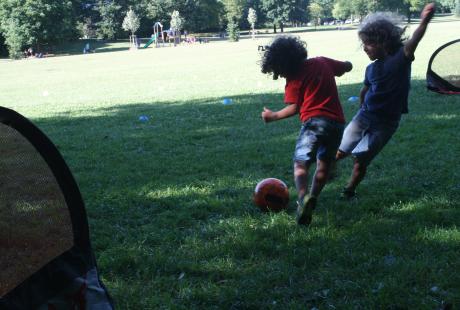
[0,123,73,297]
[430,40,460,88]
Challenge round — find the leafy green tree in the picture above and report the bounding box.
[0,19,24,58]
[170,10,183,44]
[364,0,378,12]
[383,0,431,23]
[95,0,122,39]
[223,0,245,19]
[73,1,99,36]
[261,0,297,32]
[180,0,223,32]
[77,17,97,39]
[170,10,184,31]
[145,0,175,24]
[309,2,323,27]
[122,7,140,47]
[144,0,223,33]
[247,7,257,38]
[352,0,368,19]
[406,0,431,13]
[319,0,335,18]
[222,0,245,41]
[437,0,455,12]
[226,18,240,41]
[244,0,268,28]
[381,0,406,11]
[332,0,351,20]
[122,7,140,36]
[289,0,310,25]
[0,0,75,58]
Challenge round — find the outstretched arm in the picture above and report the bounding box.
[404,3,435,59]
[261,104,299,123]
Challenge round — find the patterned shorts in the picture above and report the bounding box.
[294,117,345,163]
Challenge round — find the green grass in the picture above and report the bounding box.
[1,16,459,309]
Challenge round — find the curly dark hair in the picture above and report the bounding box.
[260,35,308,80]
[358,13,407,54]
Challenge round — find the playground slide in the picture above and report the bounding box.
[143,34,156,48]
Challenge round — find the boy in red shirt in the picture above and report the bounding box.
[260,35,352,225]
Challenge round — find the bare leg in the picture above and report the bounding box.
[329,150,350,181]
[294,160,311,201]
[310,159,331,198]
[345,159,367,192]
[295,160,318,226]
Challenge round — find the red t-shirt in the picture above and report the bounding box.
[284,57,347,123]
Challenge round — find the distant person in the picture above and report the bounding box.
[259,35,352,226]
[83,43,90,54]
[335,3,436,199]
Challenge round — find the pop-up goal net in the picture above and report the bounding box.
[426,39,460,94]
[0,107,113,309]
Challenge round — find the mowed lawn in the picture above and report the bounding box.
[1,16,459,308]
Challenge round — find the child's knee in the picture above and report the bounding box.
[353,159,368,172]
[294,160,310,174]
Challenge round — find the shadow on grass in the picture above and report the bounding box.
[28,78,459,228]
[20,79,460,308]
[51,39,131,56]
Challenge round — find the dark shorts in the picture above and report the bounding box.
[294,117,345,163]
[339,110,399,165]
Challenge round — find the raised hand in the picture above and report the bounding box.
[421,3,435,24]
[404,2,435,58]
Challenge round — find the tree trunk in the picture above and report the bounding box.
[273,24,277,33]
[280,22,284,33]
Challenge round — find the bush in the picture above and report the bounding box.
[0,0,76,59]
[227,20,240,42]
[1,20,25,59]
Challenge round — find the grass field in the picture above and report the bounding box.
[1,16,459,308]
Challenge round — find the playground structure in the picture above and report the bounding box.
[166,26,181,46]
[144,22,166,48]
[143,21,184,48]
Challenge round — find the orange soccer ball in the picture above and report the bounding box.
[253,178,289,212]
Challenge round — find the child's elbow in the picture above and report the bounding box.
[345,61,353,72]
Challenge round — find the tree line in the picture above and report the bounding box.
[0,0,458,58]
